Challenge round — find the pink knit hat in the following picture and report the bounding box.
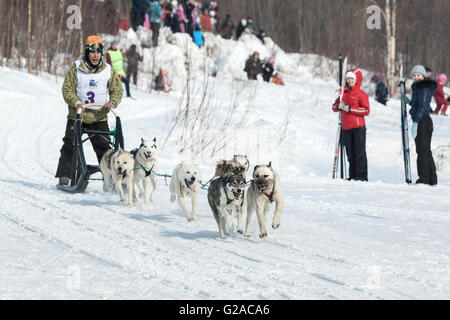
[438,74,447,82]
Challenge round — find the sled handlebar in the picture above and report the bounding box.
[77,103,118,117]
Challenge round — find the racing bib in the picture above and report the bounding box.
[75,60,110,105]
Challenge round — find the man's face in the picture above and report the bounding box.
[88,51,101,66]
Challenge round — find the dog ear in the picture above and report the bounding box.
[253,165,260,173]
[268,161,272,168]
[153,137,157,143]
[153,137,157,148]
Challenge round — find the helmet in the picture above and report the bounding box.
[85,35,103,46]
[85,35,104,53]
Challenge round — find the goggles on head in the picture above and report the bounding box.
[86,42,104,53]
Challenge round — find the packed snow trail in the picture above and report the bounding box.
[0,67,449,299]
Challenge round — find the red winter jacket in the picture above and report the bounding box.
[332,69,370,130]
[434,83,448,106]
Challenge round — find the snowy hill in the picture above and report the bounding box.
[1,31,450,299]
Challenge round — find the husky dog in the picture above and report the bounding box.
[208,174,246,239]
[215,155,250,177]
[132,138,157,204]
[245,162,283,238]
[169,162,202,222]
[100,148,135,206]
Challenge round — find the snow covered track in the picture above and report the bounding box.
[0,67,449,299]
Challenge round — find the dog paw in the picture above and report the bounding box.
[259,232,268,238]
[186,216,194,222]
[272,223,280,229]
[237,229,243,234]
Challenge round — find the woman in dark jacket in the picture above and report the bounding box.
[406,65,438,185]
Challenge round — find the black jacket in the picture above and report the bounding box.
[244,57,262,80]
[410,78,438,123]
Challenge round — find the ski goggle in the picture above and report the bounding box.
[86,42,104,53]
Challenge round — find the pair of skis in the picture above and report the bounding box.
[399,66,412,184]
[332,55,347,180]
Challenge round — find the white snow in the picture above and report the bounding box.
[0,31,449,300]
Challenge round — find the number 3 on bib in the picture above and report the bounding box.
[85,91,95,104]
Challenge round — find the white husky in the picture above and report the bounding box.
[100,148,135,206]
[169,162,202,222]
[245,162,283,238]
[132,138,158,204]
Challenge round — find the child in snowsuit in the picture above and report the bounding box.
[432,73,448,116]
[404,65,438,185]
[332,69,370,181]
[371,75,388,106]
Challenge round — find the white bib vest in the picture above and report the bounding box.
[75,60,111,105]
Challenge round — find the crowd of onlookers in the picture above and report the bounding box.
[110,0,284,92]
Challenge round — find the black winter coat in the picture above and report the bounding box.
[262,62,274,82]
[410,78,438,123]
[244,58,262,80]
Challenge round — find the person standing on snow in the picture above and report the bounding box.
[147,0,163,47]
[371,74,388,106]
[244,51,262,80]
[106,42,132,98]
[56,35,123,186]
[432,73,448,116]
[125,44,143,86]
[236,19,246,40]
[332,69,370,181]
[403,65,437,185]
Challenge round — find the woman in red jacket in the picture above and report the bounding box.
[332,69,370,181]
[432,74,448,116]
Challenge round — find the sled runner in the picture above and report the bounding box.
[57,104,124,193]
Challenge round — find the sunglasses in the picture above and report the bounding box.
[86,42,104,53]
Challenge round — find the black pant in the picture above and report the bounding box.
[130,11,146,31]
[121,76,131,97]
[126,67,138,86]
[151,22,160,47]
[342,126,368,181]
[55,120,111,178]
[415,115,437,185]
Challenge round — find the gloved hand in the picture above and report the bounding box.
[338,101,351,112]
[411,122,418,139]
[402,95,411,105]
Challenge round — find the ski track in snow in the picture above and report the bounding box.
[0,67,449,300]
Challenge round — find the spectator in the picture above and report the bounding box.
[257,29,266,44]
[185,0,196,37]
[219,14,235,39]
[244,51,262,80]
[261,57,274,82]
[332,69,371,181]
[425,66,432,78]
[200,9,212,31]
[154,69,172,92]
[176,2,187,33]
[209,10,217,33]
[245,17,257,35]
[166,1,182,33]
[433,74,448,116]
[125,44,143,86]
[193,25,204,47]
[236,19,246,39]
[371,74,388,106]
[271,72,285,85]
[115,13,129,35]
[147,0,163,47]
[130,0,149,31]
[106,42,132,98]
[405,65,437,185]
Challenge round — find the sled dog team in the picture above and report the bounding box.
[100,138,283,239]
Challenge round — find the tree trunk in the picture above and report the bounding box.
[27,0,32,73]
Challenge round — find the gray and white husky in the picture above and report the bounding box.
[100,148,135,206]
[132,138,157,204]
[245,162,283,238]
[208,174,246,239]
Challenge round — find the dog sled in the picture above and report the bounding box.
[57,104,124,193]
